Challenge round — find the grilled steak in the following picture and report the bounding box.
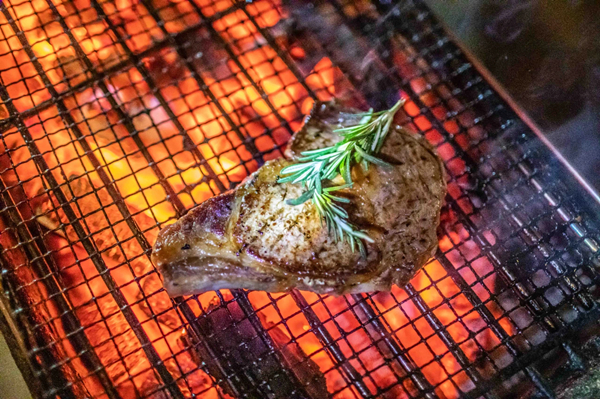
[151,101,446,296]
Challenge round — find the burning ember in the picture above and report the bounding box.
[1,0,594,398]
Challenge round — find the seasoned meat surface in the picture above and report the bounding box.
[152,101,446,296]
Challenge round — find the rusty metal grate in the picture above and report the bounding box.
[0,0,599,398]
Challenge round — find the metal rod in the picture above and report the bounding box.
[0,180,122,399]
[0,241,77,399]
[62,9,240,392]
[242,5,491,395]
[206,5,422,396]
[102,0,264,169]
[238,8,318,102]
[82,0,227,195]
[414,0,600,207]
[1,1,598,398]
[191,3,300,137]
[461,306,600,398]
[3,5,226,396]
[83,1,319,395]
[362,6,595,397]
[230,289,315,398]
[0,39,185,399]
[171,296,250,398]
[289,290,375,398]
[443,196,560,333]
[377,0,597,315]
[0,276,47,399]
[323,4,560,394]
[327,0,596,359]
[483,185,593,317]
[435,248,521,357]
[140,4,399,396]
[0,7,240,135]
[404,283,486,387]
[260,3,487,394]
[351,294,437,398]
[238,8,443,396]
[525,366,556,399]
[18,9,255,395]
[7,2,249,395]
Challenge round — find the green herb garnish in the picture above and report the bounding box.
[278,99,405,257]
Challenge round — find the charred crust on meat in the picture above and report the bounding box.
[151,100,447,296]
[185,191,235,237]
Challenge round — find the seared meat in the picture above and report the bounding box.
[151,101,446,296]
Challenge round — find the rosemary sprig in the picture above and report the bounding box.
[278,99,405,257]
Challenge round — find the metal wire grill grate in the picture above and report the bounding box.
[0,0,599,398]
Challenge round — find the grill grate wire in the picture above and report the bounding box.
[0,0,599,398]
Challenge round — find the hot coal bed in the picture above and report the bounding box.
[0,0,599,398]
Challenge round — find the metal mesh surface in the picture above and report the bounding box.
[0,0,599,398]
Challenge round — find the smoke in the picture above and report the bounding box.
[482,0,537,44]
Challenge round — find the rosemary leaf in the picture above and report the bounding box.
[286,189,314,205]
[354,145,392,167]
[323,184,353,192]
[278,99,405,256]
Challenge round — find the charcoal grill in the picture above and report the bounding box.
[1,0,599,397]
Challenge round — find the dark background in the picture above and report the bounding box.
[425,0,600,196]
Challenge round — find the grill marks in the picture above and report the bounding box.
[233,160,331,270]
[152,101,445,296]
